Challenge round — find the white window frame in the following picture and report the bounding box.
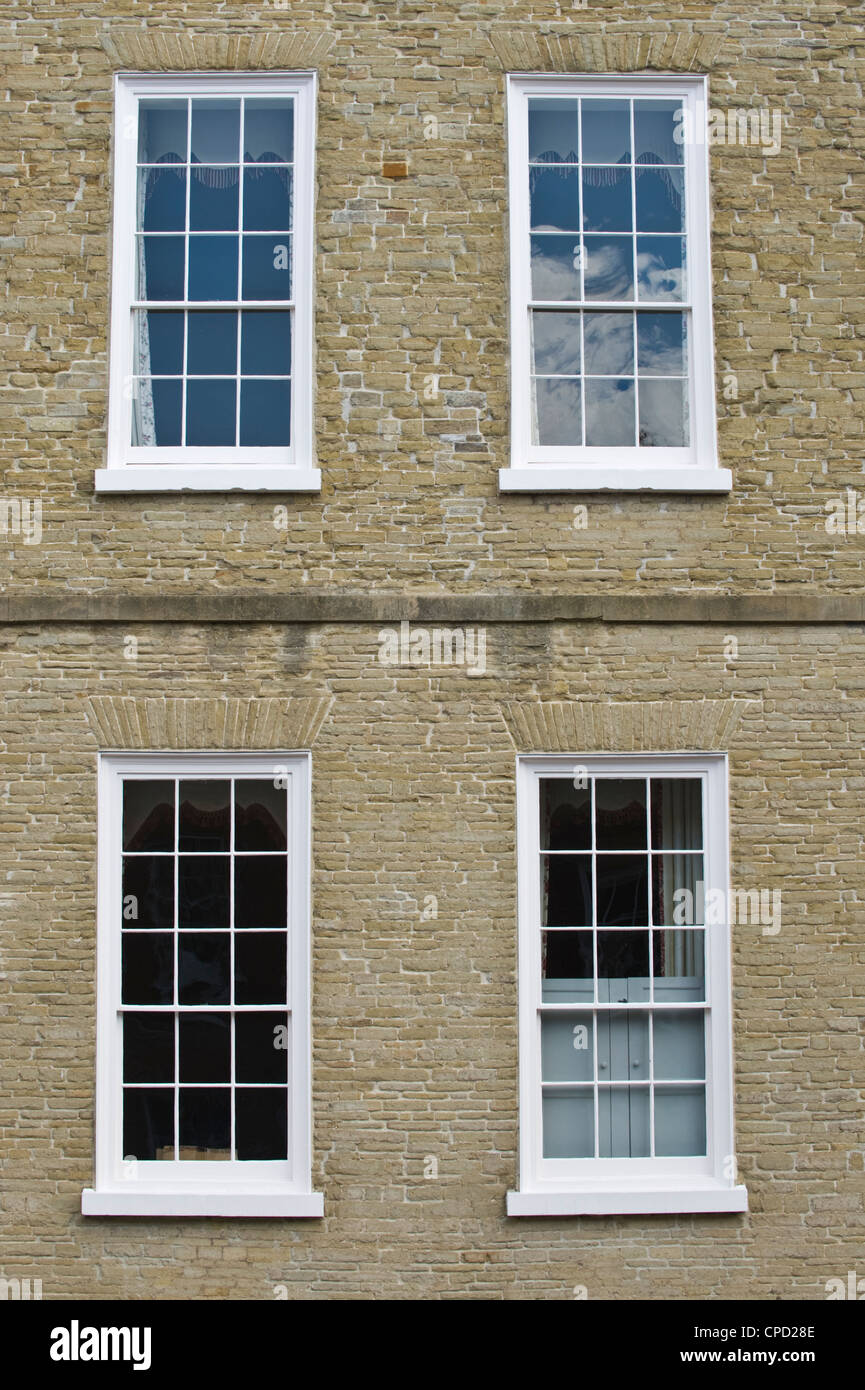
[97,72,320,494]
[508,753,748,1215]
[82,751,322,1217]
[501,74,731,494]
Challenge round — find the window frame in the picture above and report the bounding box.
[508,753,747,1215]
[82,751,322,1217]
[98,72,320,494]
[501,73,731,494]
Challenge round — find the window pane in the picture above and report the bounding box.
[530,166,579,232]
[242,235,292,300]
[528,99,579,163]
[530,235,581,300]
[637,236,686,301]
[597,1010,648,1080]
[190,99,240,163]
[235,780,288,851]
[635,167,685,233]
[581,98,630,164]
[132,379,182,447]
[542,1087,594,1157]
[138,166,186,231]
[654,1085,706,1156]
[531,311,581,376]
[240,380,291,447]
[598,1086,650,1157]
[634,100,684,166]
[651,778,702,849]
[582,166,632,233]
[138,99,188,164]
[179,1013,230,1083]
[543,854,592,927]
[585,377,635,444]
[235,1012,289,1083]
[186,379,237,446]
[189,167,239,231]
[235,933,288,1005]
[244,98,294,163]
[122,857,174,928]
[243,166,292,231]
[651,854,704,926]
[597,929,650,983]
[178,856,230,929]
[187,312,237,376]
[653,929,705,1001]
[654,1012,705,1080]
[241,311,292,376]
[595,779,647,849]
[178,932,231,1005]
[123,1088,174,1162]
[639,378,689,448]
[596,861,650,931]
[542,1013,594,1081]
[637,312,687,376]
[188,235,238,300]
[236,1088,287,1160]
[235,856,287,928]
[583,313,633,376]
[133,312,184,377]
[139,235,185,300]
[123,780,175,852]
[582,235,633,301]
[122,933,174,1006]
[533,378,581,447]
[179,781,230,851]
[540,779,591,850]
[124,1014,175,1084]
[542,931,593,1002]
[179,1088,231,1159]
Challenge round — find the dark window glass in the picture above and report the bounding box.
[123,1088,174,1161]
[543,854,592,927]
[123,781,175,851]
[179,1012,230,1083]
[540,780,591,850]
[122,933,174,1006]
[178,933,231,1005]
[179,1088,231,1158]
[595,779,647,850]
[235,856,287,928]
[178,781,230,851]
[236,1088,287,1160]
[235,1012,289,1084]
[123,1013,175,1084]
[122,857,174,928]
[178,856,230,929]
[596,854,649,926]
[235,932,287,1004]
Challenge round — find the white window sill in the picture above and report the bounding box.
[81,1188,324,1218]
[499,467,732,493]
[507,1184,748,1216]
[94,467,322,494]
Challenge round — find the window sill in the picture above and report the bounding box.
[499,467,732,494]
[94,467,322,494]
[506,1184,748,1216]
[81,1188,324,1218]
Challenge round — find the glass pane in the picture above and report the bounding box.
[123,1088,174,1161]
[188,235,238,300]
[530,166,579,232]
[122,933,174,1006]
[138,166,186,231]
[651,779,702,849]
[582,235,633,301]
[585,377,635,446]
[138,99,187,164]
[595,779,647,849]
[653,929,705,1001]
[654,1084,706,1156]
[598,1086,650,1157]
[542,932,593,1002]
[133,313,184,377]
[236,1012,289,1083]
[597,929,650,985]
[530,235,581,300]
[235,781,288,850]
[583,312,633,376]
[178,932,231,1005]
[582,167,632,233]
[542,1087,594,1157]
[543,854,592,927]
[178,857,230,929]
[528,99,579,163]
[541,779,591,850]
[189,167,239,231]
[532,311,581,376]
[533,378,581,447]
[132,379,182,447]
[654,1012,705,1080]
[637,312,687,376]
[123,1013,174,1084]
[596,860,649,930]
[243,166,293,230]
[581,98,631,165]
[241,311,292,376]
[122,857,174,928]
[242,235,292,300]
[541,1013,594,1081]
[190,100,240,163]
[139,235,185,300]
[639,378,689,448]
[597,1010,649,1081]
[634,100,684,166]
[123,780,175,852]
[179,1089,231,1159]
[637,236,686,301]
[244,98,294,163]
[235,856,287,928]
[186,379,237,446]
[235,932,288,1005]
[179,781,230,851]
[179,1012,230,1083]
[236,1088,287,1160]
[240,380,291,446]
[635,167,685,233]
[187,312,237,375]
[651,854,704,926]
